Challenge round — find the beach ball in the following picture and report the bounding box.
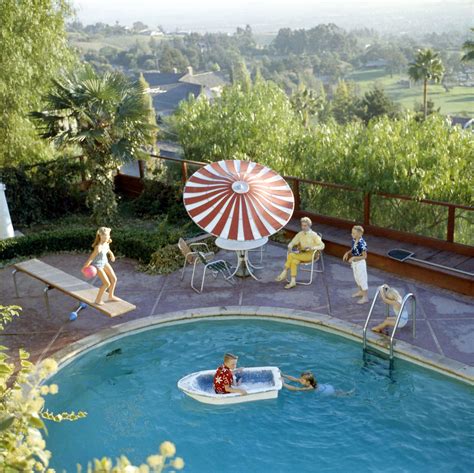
[82,265,97,279]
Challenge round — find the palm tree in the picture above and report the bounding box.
[32,67,157,222]
[461,28,474,62]
[408,49,445,119]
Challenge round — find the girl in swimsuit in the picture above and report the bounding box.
[282,371,352,396]
[372,284,409,334]
[82,227,119,305]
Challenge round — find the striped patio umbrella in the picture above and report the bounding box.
[183,160,294,241]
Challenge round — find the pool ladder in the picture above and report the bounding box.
[363,286,416,360]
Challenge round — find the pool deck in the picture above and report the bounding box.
[1,242,473,374]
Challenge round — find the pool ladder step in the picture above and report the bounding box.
[362,287,416,361]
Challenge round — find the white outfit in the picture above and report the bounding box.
[392,305,409,328]
[351,259,368,291]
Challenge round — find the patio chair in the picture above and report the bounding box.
[191,252,236,294]
[178,238,215,281]
[287,233,325,286]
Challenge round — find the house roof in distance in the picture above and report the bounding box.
[179,71,227,88]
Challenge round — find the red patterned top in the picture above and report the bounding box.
[213,364,234,394]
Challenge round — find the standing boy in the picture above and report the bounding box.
[343,225,369,304]
[213,353,247,395]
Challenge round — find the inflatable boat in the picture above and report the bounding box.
[177,366,282,405]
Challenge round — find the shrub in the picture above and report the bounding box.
[0,158,87,226]
[131,178,188,223]
[0,220,197,265]
[145,237,219,275]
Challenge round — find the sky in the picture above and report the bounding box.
[72,0,473,33]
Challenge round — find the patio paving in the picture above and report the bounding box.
[1,242,473,366]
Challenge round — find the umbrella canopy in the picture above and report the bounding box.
[183,160,294,241]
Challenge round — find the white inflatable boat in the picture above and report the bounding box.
[177,366,282,405]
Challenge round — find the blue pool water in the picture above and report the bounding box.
[46,319,474,473]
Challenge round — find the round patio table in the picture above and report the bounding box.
[215,237,268,280]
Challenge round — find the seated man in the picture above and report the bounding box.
[276,217,325,289]
[213,353,246,395]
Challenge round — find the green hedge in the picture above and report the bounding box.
[0,158,87,225]
[0,224,188,265]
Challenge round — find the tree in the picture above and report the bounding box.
[138,72,159,154]
[384,47,408,77]
[290,86,327,127]
[461,28,474,62]
[354,85,400,124]
[231,60,252,91]
[0,0,75,166]
[172,79,302,173]
[330,80,358,124]
[159,45,188,73]
[32,68,157,223]
[408,49,444,119]
[132,21,148,32]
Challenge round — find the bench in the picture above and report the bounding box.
[12,259,136,319]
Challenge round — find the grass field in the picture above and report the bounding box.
[69,33,169,52]
[348,68,474,116]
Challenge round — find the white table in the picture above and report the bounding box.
[215,237,268,280]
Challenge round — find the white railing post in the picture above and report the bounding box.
[0,182,15,240]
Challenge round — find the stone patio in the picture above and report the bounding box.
[1,242,473,366]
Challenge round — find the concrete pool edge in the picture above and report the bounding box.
[51,306,474,386]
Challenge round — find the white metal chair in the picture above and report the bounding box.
[177,238,235,293]
[190,252,236,294]
[287,233,325,286]
[178,238,214,281]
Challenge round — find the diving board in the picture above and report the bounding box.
[12,259,136,318]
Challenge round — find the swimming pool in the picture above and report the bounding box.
[46,319,474,473]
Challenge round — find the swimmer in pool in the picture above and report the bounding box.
[281,371,352,396]
[281,371,317,391]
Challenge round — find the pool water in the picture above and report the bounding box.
[46,319,474,473]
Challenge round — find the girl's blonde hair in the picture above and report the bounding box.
[92,227,112,248]
[353,225,364,234]
[384,285,402,303]
[301,217,312,226]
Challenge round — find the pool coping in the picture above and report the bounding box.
[50,306,474,386]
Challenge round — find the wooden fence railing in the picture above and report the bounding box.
[114,154,474,257]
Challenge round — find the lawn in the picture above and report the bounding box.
[348,68,474,116]
[69,33,170,52]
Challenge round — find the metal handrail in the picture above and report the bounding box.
[389,293,416,359]
[362,285,386,350]
[363,286,416,359]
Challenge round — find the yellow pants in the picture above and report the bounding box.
[284,252,314,277]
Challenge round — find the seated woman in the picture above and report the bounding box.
[276,217,325,289]
[372,284,409,334]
